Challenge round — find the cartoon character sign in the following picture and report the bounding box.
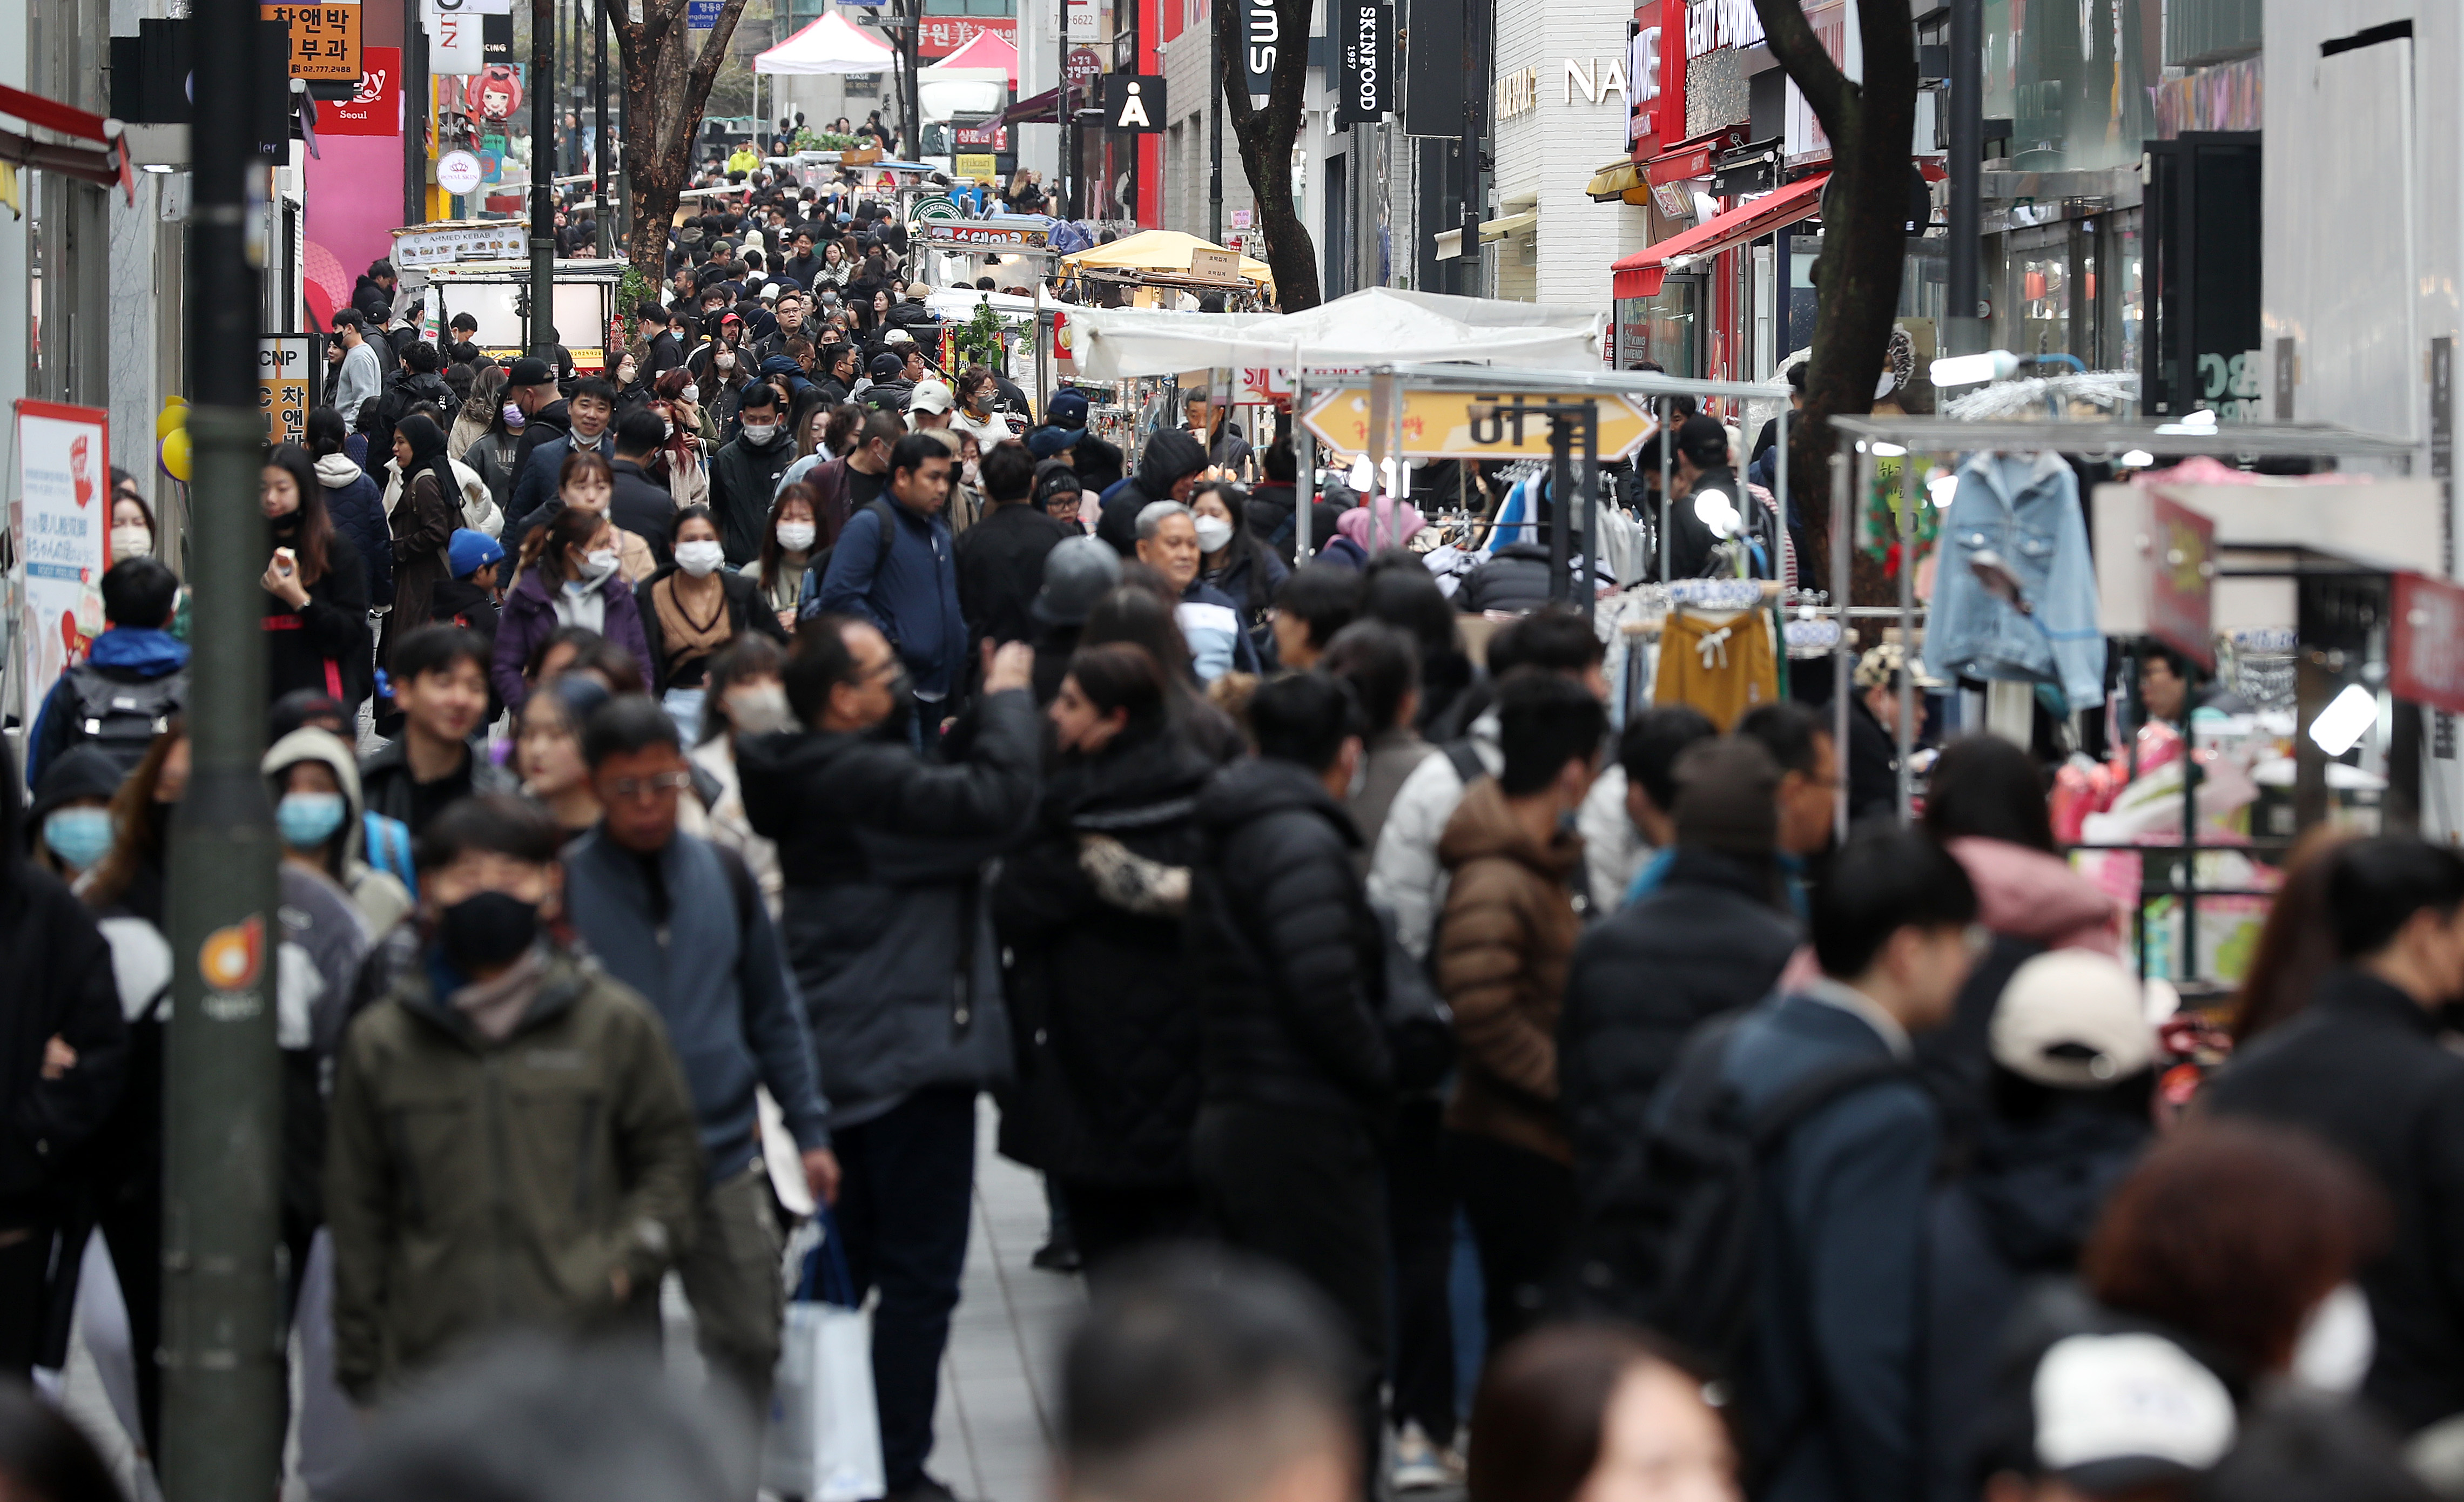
[466,64,521,120]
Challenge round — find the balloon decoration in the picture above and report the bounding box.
[158,425,192,484]
[156,400,189,481]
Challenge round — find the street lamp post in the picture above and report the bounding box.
[161,5,284,1498]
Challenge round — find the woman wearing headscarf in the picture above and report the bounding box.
[382,414,462,670]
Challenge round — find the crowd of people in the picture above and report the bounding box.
[12,165,2464,1502]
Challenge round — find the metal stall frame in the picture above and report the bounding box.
[1826,415,2420,985]
[1284,361,1804,575]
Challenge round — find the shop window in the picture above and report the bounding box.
[1614,278,1699,376]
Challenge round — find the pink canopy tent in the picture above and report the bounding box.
[921,29,1016,84]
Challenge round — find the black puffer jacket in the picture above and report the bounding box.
[736,689,1041,1127]
[1187,757,1393,1124]
[995,728,1215,1186]
[1558,846,1799,1204]
[1096,429,1208,556]
[0,866,130,1200]
[1454,540,1555,614]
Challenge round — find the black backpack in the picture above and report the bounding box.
[65,665,187,776]
[1566,1012,1907,1461]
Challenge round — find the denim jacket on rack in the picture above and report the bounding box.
[1928,451,2106,712]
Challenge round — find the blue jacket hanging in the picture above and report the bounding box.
[1927,451,2106,713]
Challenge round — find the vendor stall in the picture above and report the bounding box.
[1827,414,2427,986]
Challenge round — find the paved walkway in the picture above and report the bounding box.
[926,1100,1084,1502]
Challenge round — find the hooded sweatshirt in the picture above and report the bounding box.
[262,727,415,939]
[317,453,396,609]
[1095,428,1208,556]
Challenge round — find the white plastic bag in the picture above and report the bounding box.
[762,1216,883,1502]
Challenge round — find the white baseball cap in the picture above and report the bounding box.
[1990,949,2158,1088]
[908,380,954,414]
[883,328,915,346]
[2034,1333,2236,1491]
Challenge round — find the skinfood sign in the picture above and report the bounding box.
[1497,58,1630,119]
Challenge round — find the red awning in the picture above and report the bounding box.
[1611,172,1827,299]
[1001,82,1094,124]
[0,82,131,202]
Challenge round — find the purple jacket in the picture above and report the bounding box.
[491,566,654,710]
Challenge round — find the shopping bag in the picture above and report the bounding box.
[763,1211,885,1502]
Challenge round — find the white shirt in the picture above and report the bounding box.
[1802,976,1913,1060]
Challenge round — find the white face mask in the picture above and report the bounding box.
[726,683,795,735]
[682,383,701,403]
[2292,1283,2375,1395]
[675,539,727,577]
[742,422,780,444]
[717,352,736,371]
[1193,515,1234,553]
[111,523,153,562]
[776,520,818,552]
[580,547,622,582]
[664,420,676,439]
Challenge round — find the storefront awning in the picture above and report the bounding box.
[1434,210,1539,261]
[1610,171,1827,298]
[0,82,131,203]
[1584,160,1643,203]
[1001,82,1092,124]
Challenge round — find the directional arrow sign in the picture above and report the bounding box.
[1300,387,1657,460]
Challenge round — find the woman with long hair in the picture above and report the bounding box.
[1080,583,1246,763]
[459,370,527,513]
[994,642,1219,1272]
[515,673,611,841]
[544,449,658,584]
[383,413,463,668]
[691,635,791,913]
[2227,828,2355,1045]
[816,238,851,291]
[647,383,710,510]
[492,503,652,708]
[261,444,372,720]
[1189,481,1286,668]
[756,483,825,630]
[635,504,790,736]
[451,361,508,459]
[305,406,393,610]
[73,724,187,1447]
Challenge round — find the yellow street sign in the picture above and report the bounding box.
[1300,387,1657,460]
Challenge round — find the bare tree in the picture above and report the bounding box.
[1752,0,1916,600]
[601,0,755,289]
[1210,0,1323,311]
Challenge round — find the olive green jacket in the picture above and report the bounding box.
[324,944,703,1402]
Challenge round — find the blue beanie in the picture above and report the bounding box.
[1026,426,1076,459]
[1048,388,1090,429]
[448,528,506,580]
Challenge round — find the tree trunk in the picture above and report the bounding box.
[1213,0,1322,311]
[607,0,753,291]
[1753,0,1915,604]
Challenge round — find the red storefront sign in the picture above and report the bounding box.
[954,122,1009,149]
[1627,0,1681,161]
[918,15,1014,57]
[2146,494,2216,672]
[317,46,400,136]
[1646,144,1713,183]
[2392,571,2464,715]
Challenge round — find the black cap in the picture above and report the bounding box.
[508,356,556,389]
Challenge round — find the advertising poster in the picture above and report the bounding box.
[12,401,111,724]
[302,47,404,328]
[260,336,319,448]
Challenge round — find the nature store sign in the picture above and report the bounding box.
[1497,58,1629,121]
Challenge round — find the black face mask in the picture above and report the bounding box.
[437,891,539,974]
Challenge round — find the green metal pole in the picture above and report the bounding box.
[161,1,284,1497]
[531,0,557,354]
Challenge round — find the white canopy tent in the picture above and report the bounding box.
[1063,286,1605,378]
[753,13,897,74]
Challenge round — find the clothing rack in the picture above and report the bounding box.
[1827,414,2420,984]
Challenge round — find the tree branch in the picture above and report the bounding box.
[1750,0,1852,144]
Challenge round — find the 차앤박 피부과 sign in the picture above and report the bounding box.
[11,401,111,725]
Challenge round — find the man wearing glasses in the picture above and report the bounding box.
[559,693,838,1421]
